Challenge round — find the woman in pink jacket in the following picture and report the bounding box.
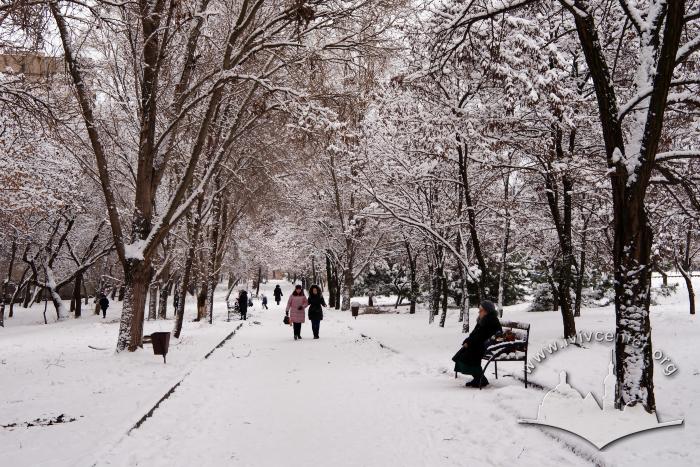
[286,284,308,340]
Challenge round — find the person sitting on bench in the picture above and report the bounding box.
[452,300,502,388]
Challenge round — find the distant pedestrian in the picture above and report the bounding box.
[238,290,249,320]
[99,293,109,319]
[261,294,268,310]
[307,284,326,339]
[273,285,283,305]
[286,284,308,340]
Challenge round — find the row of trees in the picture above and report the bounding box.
[1,0,698,416]
[0,0,397,341]
[276,0,700,415]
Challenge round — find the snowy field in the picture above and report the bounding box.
[1,278,698,467]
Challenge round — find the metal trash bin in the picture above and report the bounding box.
[150,332,171,363]
[350,302,360,319]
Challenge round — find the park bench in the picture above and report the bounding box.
[226,299,239,322]
[480,320,530,388]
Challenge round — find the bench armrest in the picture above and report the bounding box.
[486,340,527,353]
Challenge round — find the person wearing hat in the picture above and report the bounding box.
[452,300,502,387]
[307,284,326,339]
[285,284,308,340]
[99,293,110,319]
[273,285,283,306]
[238,290,249,320]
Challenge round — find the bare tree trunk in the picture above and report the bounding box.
[428,251,443,324]
[116,260,151,351]
[676,226,696,315]
[159,278,172,319]
[44,263,68,320]
[613,197,655,410]
[458,142,488,301]
[341,268,353,311]
[148,283,158,320]
[311,256,317,285]
[72,273,83,318]
[542,127,577,338]
[405,240,418,314]
[496,218,510,317]
[255,265,262,297]
[172,281,180,318]
[83,282,89,305]
[206,182,223,324]
[439,275,448,328]
[173,196,203,338]
[0,237,17,327]
[9,267,29,318]
[326,254,336,308]
[197,285,208,321]
[678,265,696,316]
[460,276,470,333]
[336,285,342,309]
[497,176,511,317]
[574,216,589,317]
[93,275,105,315]
[333,268,341,309]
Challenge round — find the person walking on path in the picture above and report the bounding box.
[452,300,502,388]
[238,290,249,320]
[286,284,308,340]
[307,284,326,339]
[273,285,283,305]
[99,293,109,319]
[261,294,268,310]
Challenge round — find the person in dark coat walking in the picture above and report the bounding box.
[273,285,283,305]
[452,300,502,387]
[261,294,268,310]
[99,294,109,319]
[307,284,326,339]
[238,290,249,320]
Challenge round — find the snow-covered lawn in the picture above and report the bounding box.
[1,279,698,466]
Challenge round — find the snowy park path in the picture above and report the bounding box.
[98,284,592,467]
[3,280,696,467]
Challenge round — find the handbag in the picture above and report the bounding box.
[283,314,290,325]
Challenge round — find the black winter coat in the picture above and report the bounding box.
[273,287,283,299]
[99,296,109,311]
[238,293,249,312]
[307,294,326,321]
[452,312,502,365]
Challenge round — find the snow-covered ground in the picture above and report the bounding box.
[1,278,698,466]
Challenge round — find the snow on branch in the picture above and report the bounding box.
[655,150,700,163]
[676,34,700,64]
[618,79,700,121]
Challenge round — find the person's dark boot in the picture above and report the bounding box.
[465,376,489,388]
[294,335,298,341]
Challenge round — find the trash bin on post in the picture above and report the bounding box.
[350,301,360,319]
[150,332,171,363]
